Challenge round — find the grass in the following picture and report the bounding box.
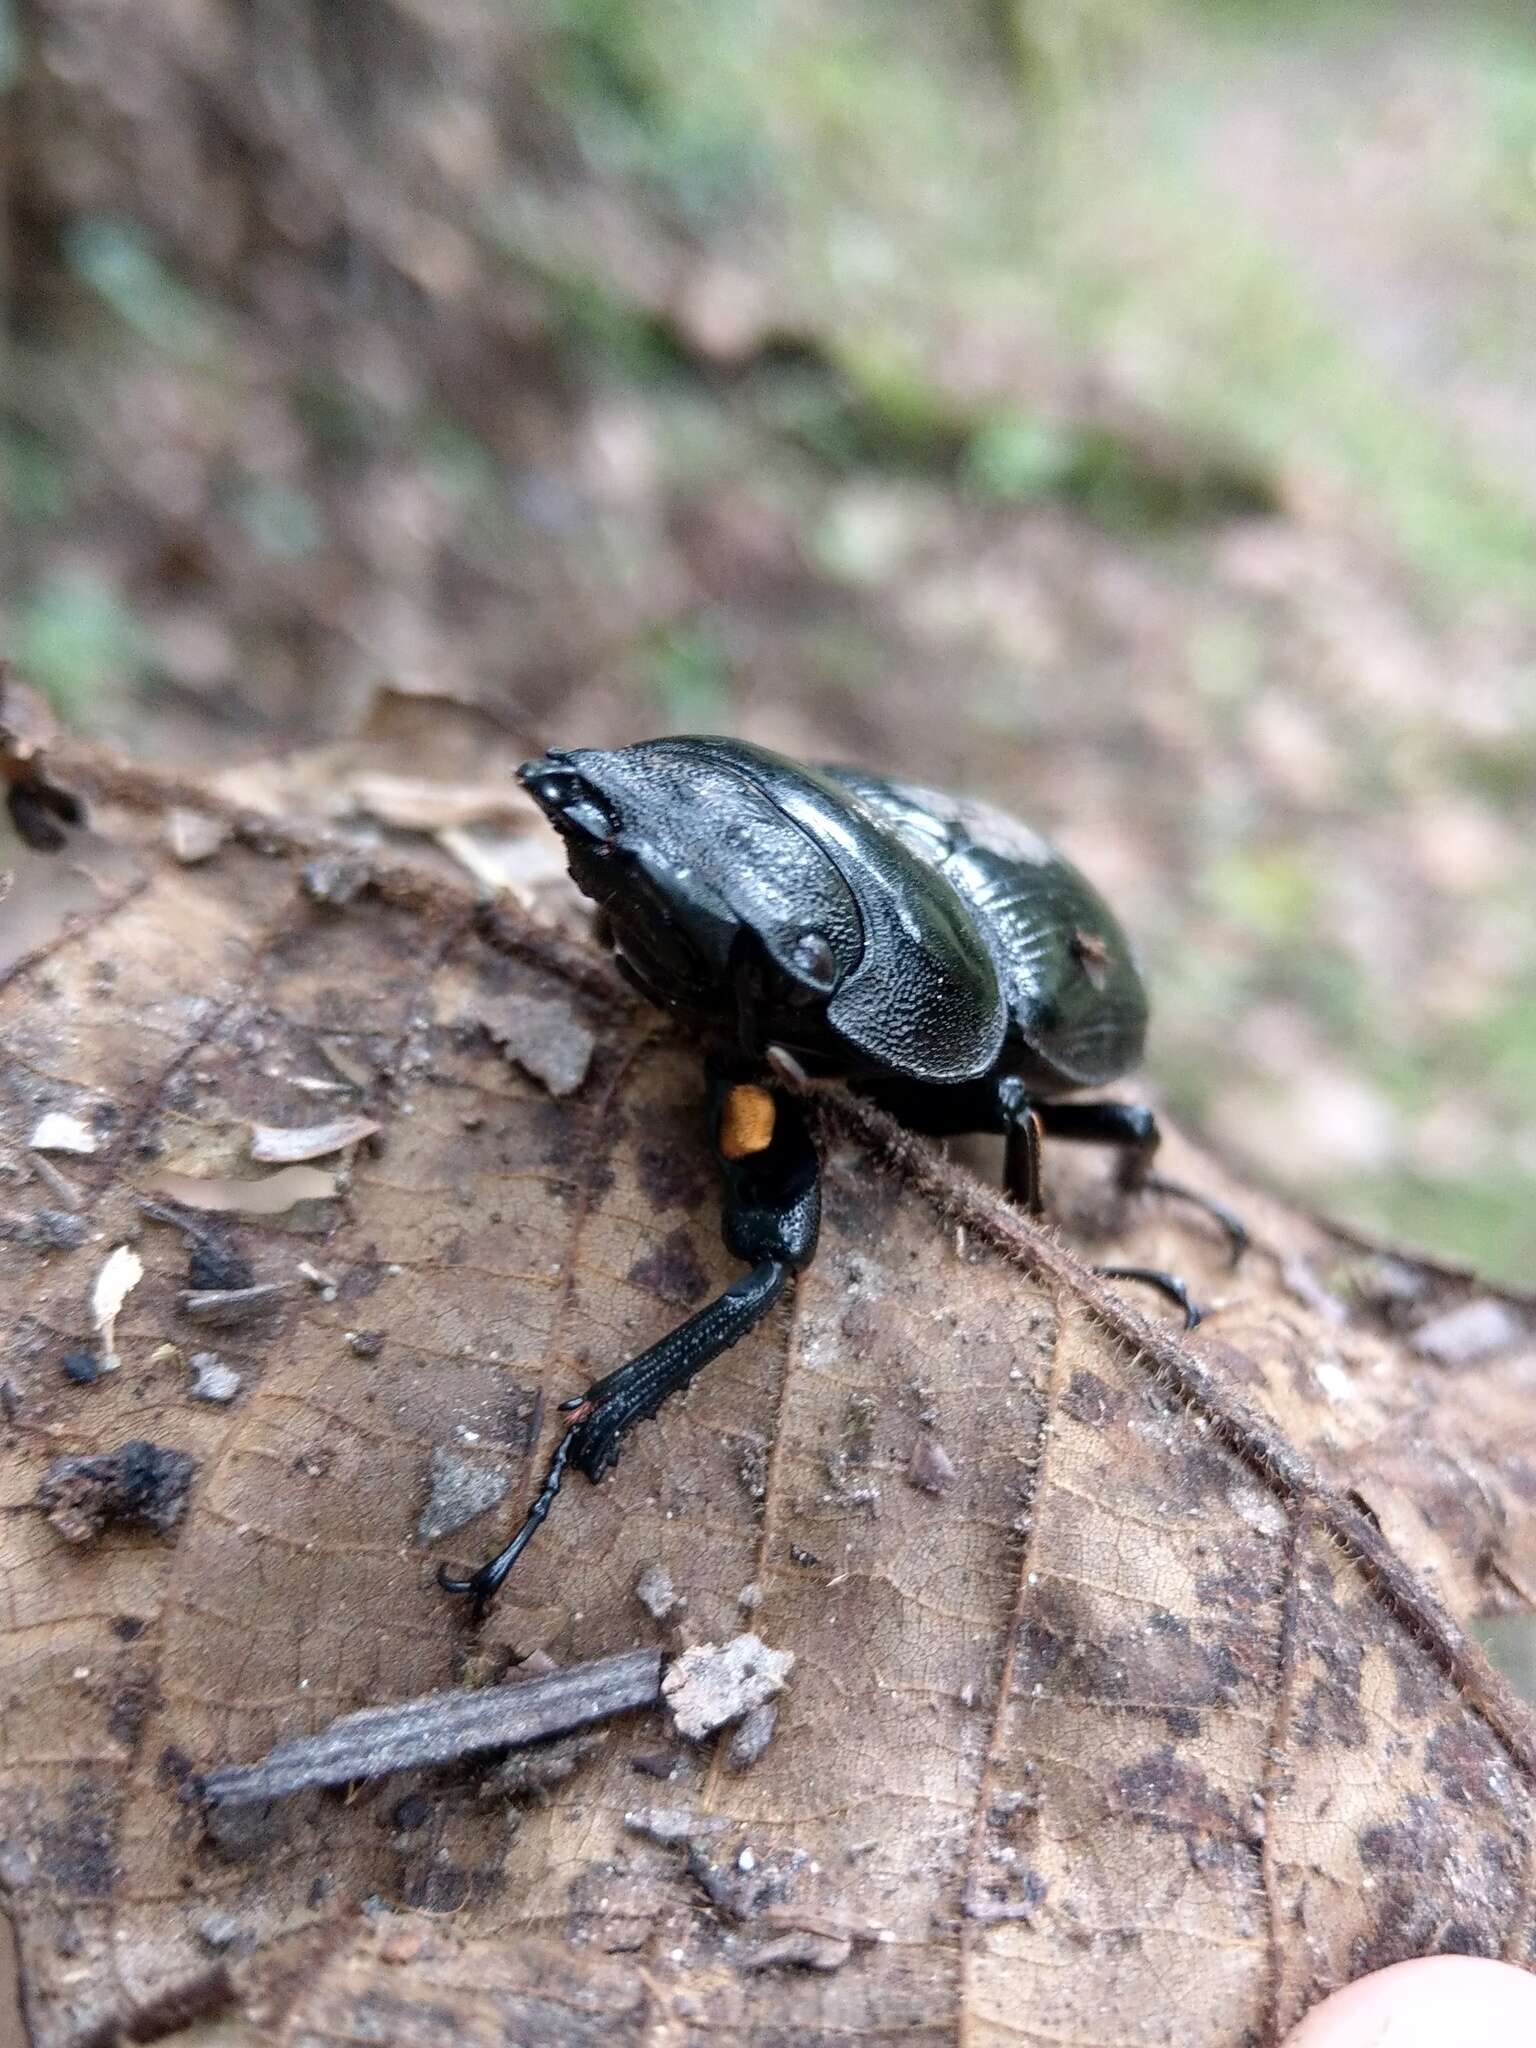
[9,572,148,716]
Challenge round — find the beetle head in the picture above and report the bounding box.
[520,743,863,1020]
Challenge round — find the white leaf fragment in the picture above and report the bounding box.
[30,1112,99,1156]
[249,1115,379,1164]
[662,1634,794,1741]
[92,1246,144,1368]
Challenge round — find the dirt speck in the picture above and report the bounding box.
[189,1352,242,1403]
[164,809,229,865]
[726,1700,778,1772]
[635,1562,679,1621]
[908,1436,959,1494]
[36,1441,196,1544]
[416,1444,509,1543]
[473,989,596,1098]
[663,1634,794,1741]
[301,854,370,906]
[1411,1298,1526,1367]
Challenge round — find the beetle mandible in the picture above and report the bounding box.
[439,737,1244,1618]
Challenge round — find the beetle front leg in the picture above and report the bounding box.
[439,1079,820,1622]
[1033,1100,1247,1263]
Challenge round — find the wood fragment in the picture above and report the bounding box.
[178,1283,289,1326]
[28,1152,82,1208]
[202,1647,662,1804]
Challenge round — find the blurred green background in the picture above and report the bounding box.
[4,0,1535,1277]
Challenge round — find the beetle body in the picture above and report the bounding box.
[441,736,1239,1617]
[521,737,1145,1104]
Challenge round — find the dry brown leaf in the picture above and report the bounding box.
[3,750,1536,2048]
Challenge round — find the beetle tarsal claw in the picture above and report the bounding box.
[719,1083,777,1160]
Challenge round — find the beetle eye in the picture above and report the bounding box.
[525,769,619,842]
[525,768,582,812]
[789,930,838,991]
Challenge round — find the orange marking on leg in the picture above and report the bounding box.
[719,1083,777,1161]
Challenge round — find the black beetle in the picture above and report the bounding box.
[0,668,87,854]
[441,737,1244,1617]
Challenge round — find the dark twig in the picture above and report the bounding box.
[201,1647,661,1804]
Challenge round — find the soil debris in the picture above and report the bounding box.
[150,1167,337,1215]
[317,1037,375,1088]
[28,1153,83,1208]
[416,1445,509,1544]
[1411,1297,1527,1368]
[1,668,85,850]
[663,1635,794,1741]
[635,1562,680,1621]
[726,1700,779,1772]
[187,1239,254,1291]
[137,1200,252,1289]
[164,810,230,865]
[189,1353,242,1403]
[300,854,371,907]
[908,1435,959,1494]
[194,1912,243,1953]
[472,990,596,1098]
[36,1440,196,1544]
[741,1930,852,1972]
[481,1733,603,1802]
[62,1351,103,1385]
[6,1209,90,1250]
[623,1808,729,1848]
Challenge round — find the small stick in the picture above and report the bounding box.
[177,1283,289,1326]
[201,1646,661,1805]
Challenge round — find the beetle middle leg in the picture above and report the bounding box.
[1033,1100,1247,1263]
[439,1076,820,1622]
[863,1075,1203,1325]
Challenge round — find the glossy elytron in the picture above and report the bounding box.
[439,737,1243,1619]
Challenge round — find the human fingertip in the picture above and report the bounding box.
[1282,1954,1536,2046]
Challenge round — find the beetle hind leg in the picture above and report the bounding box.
[1033,1100,1247,1264]
[438,1079,821,1623]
